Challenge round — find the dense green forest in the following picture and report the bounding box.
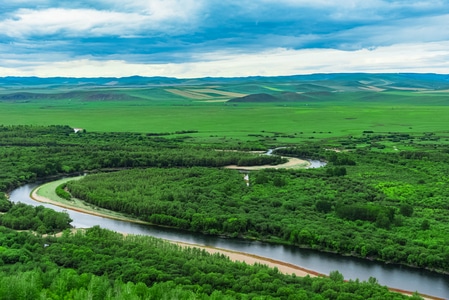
[0,125,283,191]
[0,188,72,234]
[0,203,72,234]
[65,149,449,272]
[0,226,419,299]
[1,125,448,298]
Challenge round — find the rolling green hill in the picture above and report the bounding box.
[0,73,448,143]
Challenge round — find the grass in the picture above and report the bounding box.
[35,178,78,203]
[1,80,449,143]
[3,102,447,137]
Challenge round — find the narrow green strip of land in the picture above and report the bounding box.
[31,177,148,224]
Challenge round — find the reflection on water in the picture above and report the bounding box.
[10,183,449,299]
[265,148,327,169]
[308,160,327,168]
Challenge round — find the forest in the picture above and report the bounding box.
[0,125,283,191]
[0,226,420,299]
[1,125,448,298]
[65,148,449,272]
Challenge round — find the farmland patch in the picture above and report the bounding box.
[165,89,212,99]
[165,88,247,100]
[359,86,385,92]
[190,89,247,98]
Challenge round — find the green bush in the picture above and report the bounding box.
[56,183,72,200]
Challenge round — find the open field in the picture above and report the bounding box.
[1,74,449,144]
[165,88,247,100]
[1,96,449,143]
[165,88,214,100]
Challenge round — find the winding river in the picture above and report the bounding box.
[9,182,449,298]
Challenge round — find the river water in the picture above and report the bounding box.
[10,183,449,299]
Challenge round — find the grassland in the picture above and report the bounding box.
[165,87,246,100]
[1,74,449,144]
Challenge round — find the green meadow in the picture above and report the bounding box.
[1,75,449,144]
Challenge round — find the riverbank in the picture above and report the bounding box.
[225,156,311,170]
[30,180,443,300]
[31,178,149,225]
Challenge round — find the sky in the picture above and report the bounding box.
[0,0,449,78]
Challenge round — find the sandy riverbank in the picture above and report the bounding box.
[225,157,311,170]
[174,241,321,277]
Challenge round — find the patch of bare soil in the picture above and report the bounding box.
[225,157,310,171]
[173,241,321,277]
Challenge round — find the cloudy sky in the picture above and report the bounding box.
[1,0,449,78]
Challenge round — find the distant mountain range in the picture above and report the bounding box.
[1,73,448,90]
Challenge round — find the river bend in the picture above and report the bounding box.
[9,183,449,299]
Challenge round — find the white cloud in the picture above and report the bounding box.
[0,8,143,38]
[1,0,448,77]
[192,43,449,76]
[258,0,448,22]
[1,42,448,78]
[2,0,51,6]
[259,0,388,13]
[262,0,445,10]
[331,14,449,49]
[108,0,204,21]
[0,3,203,38]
